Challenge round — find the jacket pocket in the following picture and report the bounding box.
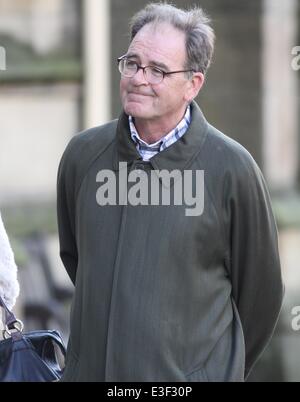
[186,366,209,382]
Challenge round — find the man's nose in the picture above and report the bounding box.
[131,67,148,85]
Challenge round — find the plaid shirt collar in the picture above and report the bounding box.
[129,105,191,161]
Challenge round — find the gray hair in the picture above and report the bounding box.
[130,2,215,75]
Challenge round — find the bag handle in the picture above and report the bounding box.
[0,295,19,329]
[1,296,66,358]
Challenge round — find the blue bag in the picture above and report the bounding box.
[0,296,66,382]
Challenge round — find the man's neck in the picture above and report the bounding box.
[133,107,188,145]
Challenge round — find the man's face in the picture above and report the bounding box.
[120,23,196,125]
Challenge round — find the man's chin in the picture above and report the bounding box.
[124,103,151,119]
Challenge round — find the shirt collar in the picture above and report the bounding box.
[129,105,191,152]
[113,101,208,174]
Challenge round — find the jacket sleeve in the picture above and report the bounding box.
[57,138,78,285]
[223,151,284,379]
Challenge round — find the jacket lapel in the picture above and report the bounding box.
[113,101,209,177]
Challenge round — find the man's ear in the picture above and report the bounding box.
[184,72,205,103]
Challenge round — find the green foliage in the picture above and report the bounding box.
[1,202,57,237]
[1,202,58,266]
[0,34,82,83]
[272,195,300,229]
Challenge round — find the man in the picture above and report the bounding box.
[57,3,283,382]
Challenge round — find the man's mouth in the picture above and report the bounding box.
[127,90,154,97]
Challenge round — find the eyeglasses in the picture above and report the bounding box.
[117,56,195,85]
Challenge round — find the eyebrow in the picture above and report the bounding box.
[125,52,170,71]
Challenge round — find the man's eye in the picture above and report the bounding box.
[150,67,163,77]
[126,60,137,69]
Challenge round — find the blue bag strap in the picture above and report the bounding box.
[0,295,18,329]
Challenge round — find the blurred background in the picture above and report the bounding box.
[0,0,299,382]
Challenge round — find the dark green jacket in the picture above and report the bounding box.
[57,101,283,382]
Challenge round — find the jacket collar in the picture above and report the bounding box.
[113,101,208,172]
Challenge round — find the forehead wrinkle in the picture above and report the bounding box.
[126,50,169,71]
[127,24,186,70]
[128,39,169,61]
[128,49,171,71]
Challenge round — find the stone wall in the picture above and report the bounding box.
[0,83,80,204]
[0,0,81,205]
